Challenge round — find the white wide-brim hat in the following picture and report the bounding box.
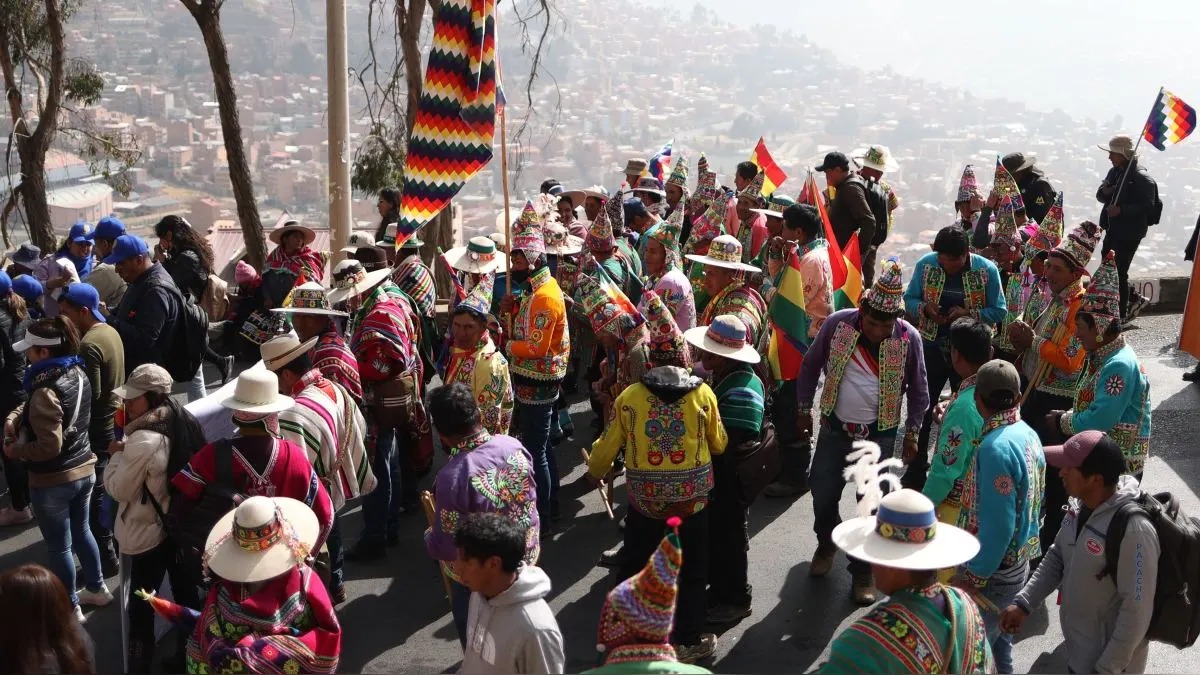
[684,324,760,364]
[683,252,760,273]
[204,496,319,584]
[832,490,980,570]
[213,368,296,415]
[852,146,901,173]
[445,238,508,275]
[325,265,393,306]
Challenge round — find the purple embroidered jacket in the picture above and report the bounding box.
[424,431,540,582]
[796,308,929,433]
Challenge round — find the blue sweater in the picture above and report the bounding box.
[903,252,1007,343]
[960,413,1046,585]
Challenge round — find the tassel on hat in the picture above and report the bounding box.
[843,441,903,517]
[510,201,546,256]
[1052,220,1101,270]
[861,257,906,316]
[1082,251,1122,333]
[641,289,689,368]
[956,164,981,203]
[596,515,683,652]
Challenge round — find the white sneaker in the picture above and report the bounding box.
[73,605,86,623]
[0,505,33,526]
[78,583,113,607]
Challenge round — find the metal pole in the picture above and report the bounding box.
[500,92,513,293]
[326,0,352,260]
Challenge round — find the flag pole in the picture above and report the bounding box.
[1110,87,1160,206]
[500,91,512,296]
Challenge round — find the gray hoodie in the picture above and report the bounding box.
[1014,476,1159,674]
[462,565,564,675]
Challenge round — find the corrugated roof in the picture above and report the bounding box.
[46,183,112,209]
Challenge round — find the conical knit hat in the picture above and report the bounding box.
[993,157,1024,211]
[684,204,727,253]
[666,154,689,189]
[738,170,766,204]
[1025,192,1064,258]
[597,517,683,651]
[586,199,617,252]
[1052,220,1101,270]
[455,271,494,319]
[641,289,689,368]
[574,272,643,339]
[1082,251,1122,333]
[692,161,719,208]
[649,206,684,266]
[992,195,1021,247]
[510,201,545,256]
[862,258,906,316]
[957,164,981,203]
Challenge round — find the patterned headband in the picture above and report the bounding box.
[874,502,938,544]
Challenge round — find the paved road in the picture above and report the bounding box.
[2,312,1198,673]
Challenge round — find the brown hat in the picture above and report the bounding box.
[622,158,648,176]
[353,246,391,272]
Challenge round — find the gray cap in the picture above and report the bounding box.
[975,359,1021,409]
[111,364,173,400]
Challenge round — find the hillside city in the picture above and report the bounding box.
[4,0,1199,276]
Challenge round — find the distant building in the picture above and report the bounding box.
[47,184,114,234]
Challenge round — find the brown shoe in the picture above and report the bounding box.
[809,548,836,578]
[852,573,877,606]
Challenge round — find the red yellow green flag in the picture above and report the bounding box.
[767,245,810,381]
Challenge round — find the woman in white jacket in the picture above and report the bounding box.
[104,364,205,673]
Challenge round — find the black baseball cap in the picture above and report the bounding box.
[815,152,850,172]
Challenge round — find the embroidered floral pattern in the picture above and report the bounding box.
[820,321,860,417]
[1104,373,1125,396]
[993,474,1014,496]
[877,334,909,431]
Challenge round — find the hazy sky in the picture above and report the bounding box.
[697,0,1200,123]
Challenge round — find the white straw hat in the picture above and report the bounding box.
[444,236,508,275]
[683,234,760,273]
[831,489,980,570]
[684,316,761,364]
[325,259,392,306]
[203,496,319,584]
[260,334,319,372]
[213,369,295,415]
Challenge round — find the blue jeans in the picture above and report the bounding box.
[30,474,104,607]
[185,366,206,403]
[982,564,1028,674]
[450,579,471,647]
[360,426,401,545]
[518,402,557,518]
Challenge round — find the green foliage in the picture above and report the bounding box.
[64,60,104,105]
[351,125,406,195]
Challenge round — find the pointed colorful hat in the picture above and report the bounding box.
[993,157,1024,212]
[991,195,1022,250]
[666,154,689,190]
[510,201,545,256]
[692,157,720,208]
[648,206,684,268]
[862,257,906,316]
[956,164,981,203]
[454,271,495,319]
[1051,220,1101,270]
[684,204,727,254]
[597,517,683,651]
[738,170,766,205]
[585,198,617,252]
[1082,251,1122,333]
[1025,192,1064,258]
[574,272,644,339]
[640,289,690,368]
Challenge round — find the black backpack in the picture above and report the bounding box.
[1102,491,1200,648]
[852,175,892,246]
[157,280,210,383]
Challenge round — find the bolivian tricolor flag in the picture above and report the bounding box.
[767,246,810,382]
[749,137,788,195]
[800,172,862,309]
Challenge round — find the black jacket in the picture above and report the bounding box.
[1096,160,1157,244]
[0,309,27,416]
[827,175,877,249]
[23,362,92,479]
[375,209,399,242]
[162,249,208,303]
[109,263,180,374]
[1018,171,1057,224]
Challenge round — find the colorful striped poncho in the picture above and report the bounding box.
[391,255,437,319]
[312,330,363,402]
[265,244,327,283]
[712,364,765,435]
[187,565,341,674]
[348,285,419,383]
[278,369,376,511]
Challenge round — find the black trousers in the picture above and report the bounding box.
[621,508,709,646]
[1102,235,1142,320]
[1,449,29,510]
[88,426,117,563]
[1021,389,1073,548]
[772,380,812,486]
[126,539,202,673]
[707,464,750,607]
[905,343,962,491]
[861,245,879,289]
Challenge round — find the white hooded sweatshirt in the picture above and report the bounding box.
[462,565,564,675]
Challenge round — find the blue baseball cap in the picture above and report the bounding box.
[67,220,94,244]
[94,215,126,241]
[60,283,106,322]
[0,270,11,297]
[11,274,43,302]
[103,234,150,265]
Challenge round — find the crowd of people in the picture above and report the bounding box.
[0,132,1171,674]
